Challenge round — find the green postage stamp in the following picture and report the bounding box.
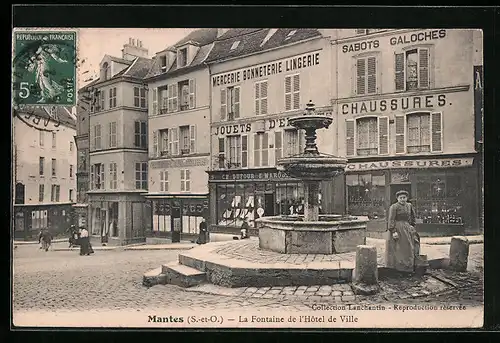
[12,30,77,106]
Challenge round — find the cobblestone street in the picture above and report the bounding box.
[13,242,484,327]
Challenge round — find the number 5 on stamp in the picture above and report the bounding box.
[13,31,77,106]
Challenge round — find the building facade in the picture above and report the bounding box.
[205,29,344,234]
[144,29,218,241]
[13,107,77,239]
[73,80,95,228]
[332,28,483,235]
[85,38,153,245]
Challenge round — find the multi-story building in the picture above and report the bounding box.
[86,38,153,245]
[332,28,483,235]
[205,29,342,234]
[13,107,77,239]
[73,79,97,228]
[144,29,218,242]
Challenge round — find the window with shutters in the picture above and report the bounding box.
[189,79,196,109]
[254,132,269,167]
[134,86,147,108]
[108,122,117,148]
[407,113,431,153]
[109,87,117,108]
[178,80,190,111]
[395,115,406,154]
[179,125,194,154]
[93,124,101,150]
[356,56,378,95]
[285,74,300,111]
[178,48,188,68]
[134,121,147,148]
[356,117,378,156]
[92,163,104,189]
[158,129,169,156]
[70,165,74,178]
[274,131,283,164]
[109,162,117,189]
[241,135,248,168]
[284,129,304,157]
[160,88,168,114]
[135,162,148,190]
[51,185,61,202]
[430,112,442,152]
[218,137,225,168]
[255,80,268,115]
[39,184,44,202]
[160,55,168,72]
[52,132,57,148]
[228,135,242,167]
[180,169,191,192]
[378,116,389,155]
[160,170,169,192]
[167,84,178,113]
[395,47,430,91]
[170,127,179,155]
[51,158,57,176]
[152,87,158,115]
[39,157,45,176]
[226,86,240,120]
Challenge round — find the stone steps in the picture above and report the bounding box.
[162,262,207,288]
[178,252,207,272]
[142,267,166,287]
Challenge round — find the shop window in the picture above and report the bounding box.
[216,183,256,227]
[395,47,430,91]
[356,56,378,95]
[346,173,386,219]
[414,174,464,224]
[276,183,305,215]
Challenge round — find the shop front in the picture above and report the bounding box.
[207,167,342,235]
[87,192,150,245]
[146,195,209,242]
[345,154,480,236]
[13,203,74,240]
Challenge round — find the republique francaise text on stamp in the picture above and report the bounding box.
[12,31,77,106]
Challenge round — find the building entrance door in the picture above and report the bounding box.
[171,207,181,243]
[264,193,275,216]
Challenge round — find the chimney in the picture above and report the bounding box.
[217,29,230,38]
[121,37,149,61]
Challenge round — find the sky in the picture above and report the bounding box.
[77,28,195,89]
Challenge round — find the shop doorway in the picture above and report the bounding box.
[264,193,275,216]
[171,207,181,243]
[390,184,412,204]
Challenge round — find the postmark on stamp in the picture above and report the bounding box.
[12,31,77,106]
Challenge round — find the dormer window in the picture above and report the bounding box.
[102,62,110,80]
[160,55,167,73]
[230,41,240,51]
[261,29,278,47]
[178,48,188,68]
[285,30,297,40]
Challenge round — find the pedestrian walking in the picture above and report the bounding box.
[240,218,250,239]
[385,190,423,274]
[79,227,94,256]
[39,228,53,252]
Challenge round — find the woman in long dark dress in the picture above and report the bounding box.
[385,190,421,273]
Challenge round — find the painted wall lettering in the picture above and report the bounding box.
[342,40,380,53]
[341,94,447,115]
[213,123,252,136]
[212,51,321,87]
[390,29,447,46]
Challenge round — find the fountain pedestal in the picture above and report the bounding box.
[304,181,320,222]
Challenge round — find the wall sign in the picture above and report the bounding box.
[389,29,447,46]
[212,110,333,136]
[212,51,321,87]
[341,94,447,115]
[346,158,474,172]
[342,40,380,53]
[209,169,296,182]
[150,158,208,169]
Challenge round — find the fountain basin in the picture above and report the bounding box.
[278,154,347,180]
[256,215,369,254]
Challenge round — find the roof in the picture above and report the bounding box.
[16,106,77,129]
[108,56,133,65]
[205,29,322,63]
[145,29,218,79]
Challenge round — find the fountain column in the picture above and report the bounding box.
[304,181,320,222]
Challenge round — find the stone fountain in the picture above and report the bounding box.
[256,101,369,254]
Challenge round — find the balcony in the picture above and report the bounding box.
[160,150,170,157]
[180,148,190,155]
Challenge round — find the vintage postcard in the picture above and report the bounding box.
[12,27,484,329]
